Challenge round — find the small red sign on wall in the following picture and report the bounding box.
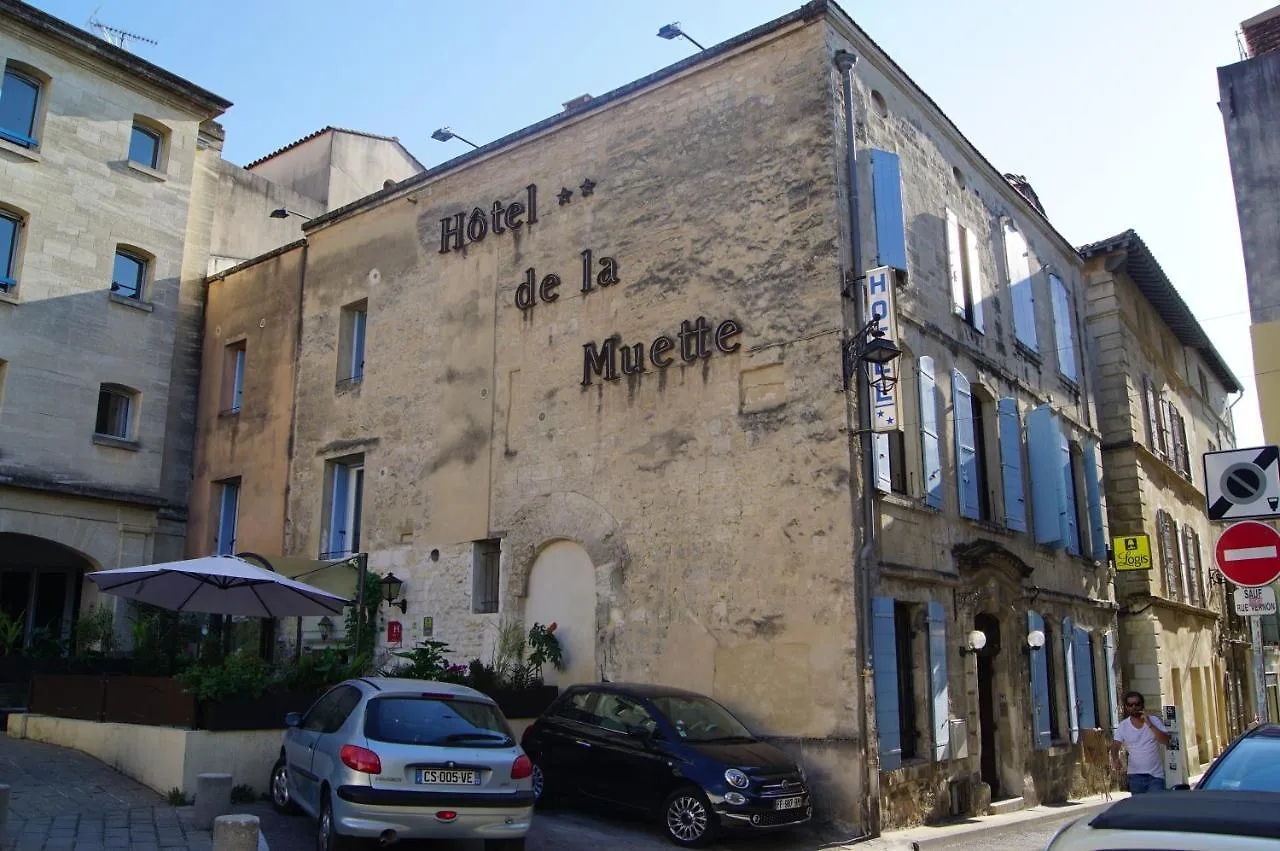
[387,621,402,645]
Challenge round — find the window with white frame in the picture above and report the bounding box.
[324,456,364,558]
[214,479,240,556]
[0,64,42,148]
[472,539,501,614]
[338,300,367,386]
[222,341,246,414]
[94,384,135,440]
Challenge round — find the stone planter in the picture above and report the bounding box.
[198,690,320,731]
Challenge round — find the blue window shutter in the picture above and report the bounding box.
[1027,407,1063,546]
[329,463,350,557]
[1004,222,1038,351]
[1062,616,1080,744]
[873,432,892,494]
[946,210,967,319]
[1074,628,1097,730]
[1061,429,1080,556]
[1103,630,1118,732]
[1083,438,1106,561]
[918,356,943,510]
[1050,274,1078,382]
[871,597,902,770]
[927,600,950,761]
[953,370,978,519]
[964,228,985,334]
[1028,611,1051,750]
[997,398,1027,532]
[870,150,907,271]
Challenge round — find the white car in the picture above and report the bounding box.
[1044,790,1280,849]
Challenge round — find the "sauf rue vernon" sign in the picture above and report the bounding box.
[438,183,742,386]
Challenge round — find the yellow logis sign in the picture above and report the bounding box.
[1114,535,1153,571]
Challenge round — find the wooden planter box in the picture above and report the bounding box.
[198,690,320,731]
[29,674,195,727]
[485,685,559,719]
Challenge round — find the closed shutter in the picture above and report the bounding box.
[1190,529,1205,608]
[1028,406,1065,546]
[927,600,950,761]
[1102,630,1118,733]
[1050,274,1078,382]
[1073,627,1097,730]
[1061,429,1080,556]
[1174,409,1191,478]
[1142,375,1157,449]
[1181,525,1199,606]
[1083,438,1106,561]
[997,398,1027,532]
[873,432,892,494]
[872,597,902,771]
[1028,611,1052,750]
[870,150,908,271]
[1157,398,1172,461]
[953,370,979,519]
[1062,616,1080,744]
[946,209,967,320]
[1004,221,1038,351]
[964,228,984,334]
[919,356,943,510]
[1157,510,1181,600]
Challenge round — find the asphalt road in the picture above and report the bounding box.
[917,808,1084,850]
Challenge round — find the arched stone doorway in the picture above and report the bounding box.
[523,540,597,686]
[0,533,97,651]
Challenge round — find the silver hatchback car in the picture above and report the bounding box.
[270,678,534,850]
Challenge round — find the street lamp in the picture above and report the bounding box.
[431,127,480,150]
[381,572,407,614]
[844,316,902,394]
[657,22,706,51]
[269,208,312,221]
[960,629,989,656]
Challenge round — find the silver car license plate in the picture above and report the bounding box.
[416,769,478,785]
[775,795,803,810]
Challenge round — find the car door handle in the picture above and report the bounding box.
[575,739,592,748]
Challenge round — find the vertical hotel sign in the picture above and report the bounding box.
[864,266,900,433]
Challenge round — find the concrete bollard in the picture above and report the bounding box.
[212,814,260,851]
[0,783,9,839]
[194,773,234,830]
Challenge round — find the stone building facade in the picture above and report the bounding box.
[1081,230,1252,771]
[191,1,1118,831]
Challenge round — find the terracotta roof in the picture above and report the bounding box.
[245,126,422,171]
[1078,230,1242,393]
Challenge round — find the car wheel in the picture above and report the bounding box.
[270,757,300,815]
[662,787,717,848]
[531,762,557,809]
[484,839,527,851]
[317,790,350,851]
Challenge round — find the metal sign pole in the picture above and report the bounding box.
[354,553,368,661]
[1252,616,1270,723]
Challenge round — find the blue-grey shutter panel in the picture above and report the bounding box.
[1061,429,1080,556]
[870,150,907,271]
[1074,627,1097,730]
[919,356,943,510]
[1004,222,1038,352]
[873,432,892,494]
[997,398,1027,532]
[871,597,902,770]
[329,463,350,557]
[1028,611,1052,750]
[927,600,950,761]
[1027,407,1064,546]
[1062,616,1080,744]
[1103,630,1118,731]
[1082,438,1106,561]
[953,370,978,519]
[1051,274,1078,382]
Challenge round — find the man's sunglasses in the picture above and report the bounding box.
[1125,702,1143,708]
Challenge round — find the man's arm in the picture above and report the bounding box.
[1109,739,1124,768]
[1146,713,1171,745]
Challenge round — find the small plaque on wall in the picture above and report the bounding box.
[422,616,434,638]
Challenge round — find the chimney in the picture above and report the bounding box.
[562,94,592,112]
[1242,5,1280,58]
[1003,174,1046,217]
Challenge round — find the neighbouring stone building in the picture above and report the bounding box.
[1080,230,1253,771]
[191,0,1119,831]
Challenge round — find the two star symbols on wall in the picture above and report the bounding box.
[557,178,597,206]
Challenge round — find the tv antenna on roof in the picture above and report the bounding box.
[86,9,157,51]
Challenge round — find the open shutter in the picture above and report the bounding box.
[1062,616,1080,744]
[1156,510,1177,598]
[1028,611,1052,750]
[1004,221,1038,351]
[1103,630,1118,732]
[1157,399,1172,461]
[1028,407,1064,546]
[1060,427,1080,555]
[964,228,985,334]
[997,398,1027,532]
[927,600,950,761]
[1050,274,1078,382]
[872,597,902,771]
[328,463,351,557]
[946,210,967,319]
[1181,524,1200,607]
[919,356,943,510]
[873,432,892,494]
[1083,438,1106,561]
[1074,627,1097,730]
[1174,409,1190,478]
[870,150,907,271]
[1190,529,1205,608]
[953,370,979,519]
[1141,375,1157,449]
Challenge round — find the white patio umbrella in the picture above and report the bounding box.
[86,555,351,617]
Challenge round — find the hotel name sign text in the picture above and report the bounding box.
[439,183,742,386]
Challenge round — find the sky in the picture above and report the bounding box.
[31,0,1269,445]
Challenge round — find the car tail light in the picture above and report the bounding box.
[511,754,533,780]
[435,811,457,821]
[340,744,382,774]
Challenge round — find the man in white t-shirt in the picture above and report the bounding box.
[1110,690,1170,794]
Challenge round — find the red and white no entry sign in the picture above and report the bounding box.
[1215,521,1280,588]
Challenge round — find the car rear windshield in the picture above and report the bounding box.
[364,697,514,748]
[1200,735,1280,792]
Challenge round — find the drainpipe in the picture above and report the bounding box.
[836,47,880,836]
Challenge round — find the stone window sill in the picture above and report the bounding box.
[0,137,41,162]
[92,434,140,452]
[336,376,363,395]
[126,160,167,182]
[0,290,18,306]
[109,292,154,312]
